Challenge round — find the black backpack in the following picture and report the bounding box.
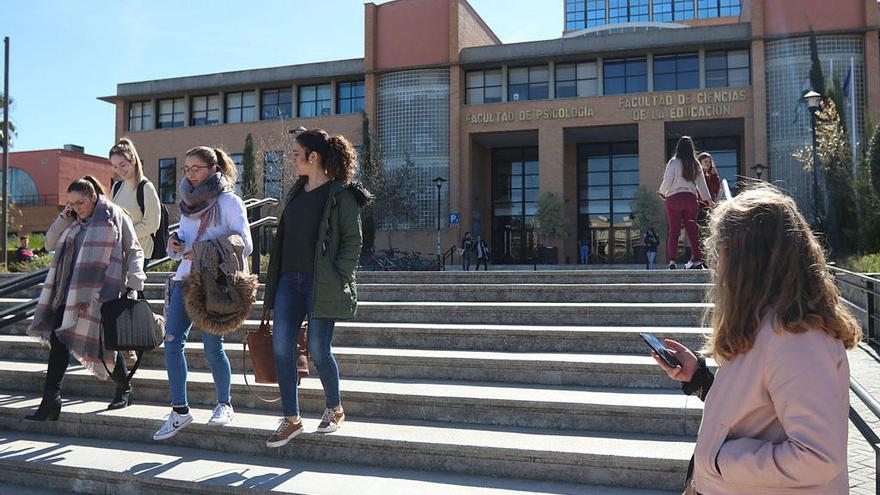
[112,179,169,260]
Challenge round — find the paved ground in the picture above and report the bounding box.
[847,342,880,494]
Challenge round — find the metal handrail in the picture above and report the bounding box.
[0,198,278,328]
[831,268,880,494]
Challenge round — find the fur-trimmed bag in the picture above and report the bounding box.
[182,234,258,335]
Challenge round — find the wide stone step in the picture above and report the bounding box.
[0,319,710,353]
[15,282,710,303]
[137,270,712,285]
[0,360,702,435]
[0,335,704,389]
[0,431,678,495]
[0,393,692,491]
[0,298,711,326]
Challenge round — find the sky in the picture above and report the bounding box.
[2,0,563,156]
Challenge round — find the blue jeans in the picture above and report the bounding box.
[163,281,232,407]
[273,272,340,417]
[579,245,589,264]
[647,251,657,269]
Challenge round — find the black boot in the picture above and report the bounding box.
[107,383,133,410]
[25,393,61,421]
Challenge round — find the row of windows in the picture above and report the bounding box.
[465,49,749,103]
[129,81,365,132]
[157,151,287,203]
[565,0,741,30]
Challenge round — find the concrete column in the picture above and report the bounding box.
[597,57,604,95]
[330,80,338,115]
[864,31,880,127]
[750,39,768,175]
[182,95,190,128]
[548,61,556,100]
[646,54,654,92]
[539,126,565,262]
[217,92,225,124]
[292,83,299,118]
[637,119,668,259]
[501,64,509,102]
[698,49,706,88]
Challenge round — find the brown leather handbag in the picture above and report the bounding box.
[242,307,309,403]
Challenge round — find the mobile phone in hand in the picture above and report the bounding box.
[640,332,681,368]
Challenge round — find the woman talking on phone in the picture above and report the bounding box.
[26,176,146,420]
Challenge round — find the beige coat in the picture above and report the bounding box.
[112,178,161,258]
[693,313,850,494]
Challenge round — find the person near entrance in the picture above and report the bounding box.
[579,229,591,265]
[643,227,660,269]
[475,235,490,271]
[658,136,714,270]
[697,152,722,228]
[461,232,473,271]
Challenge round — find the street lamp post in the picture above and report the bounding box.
[803,90,823,227]
[433,177,446,270]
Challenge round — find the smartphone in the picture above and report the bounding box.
[640,333,681,368]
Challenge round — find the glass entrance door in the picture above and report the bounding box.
[577,142,640,263]
[492,147,539,264]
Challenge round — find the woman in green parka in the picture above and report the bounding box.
[263,128,371,448]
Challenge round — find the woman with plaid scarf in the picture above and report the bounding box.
[26,176,146,421]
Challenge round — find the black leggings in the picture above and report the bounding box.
[43,311,127,396]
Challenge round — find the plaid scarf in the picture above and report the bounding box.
[27,197,128,381]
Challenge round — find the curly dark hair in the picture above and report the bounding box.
[295,129,358,182]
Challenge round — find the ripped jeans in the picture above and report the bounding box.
[162,280,232,407]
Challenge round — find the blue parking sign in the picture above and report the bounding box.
[449,213,460,224]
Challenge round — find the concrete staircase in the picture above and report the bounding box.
[0,269,712,494]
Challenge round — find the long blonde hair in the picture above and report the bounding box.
[702,184,861,363]
[108,138,145,182]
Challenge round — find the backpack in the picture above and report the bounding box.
[112,179,169,260]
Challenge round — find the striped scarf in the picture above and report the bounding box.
[27,197,127,381]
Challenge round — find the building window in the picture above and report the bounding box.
[226,91,256,123]
[609,0,649,24]
[705,49,750,88]
[698,0,741,18]
[337,81,365,114]
[157,97,184,129]
[653,53,699,91]
[129,101,152,131]
[158,158,176,204]
[230,153,243,195]
[566,0,586,30]
[556,62,599,98]
[263,151,284,199]
[653,0,695,21]
[299,84,332,117]
[190,94,220,126]
[578,142,640,263]
[587,0,607,27]
[261,88,293,120]
[603,58,647,95]
[508,66,549,102]
[466,70,503,104]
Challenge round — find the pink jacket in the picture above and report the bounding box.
[693,313,850,494]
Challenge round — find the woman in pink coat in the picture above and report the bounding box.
[652,184,861,494]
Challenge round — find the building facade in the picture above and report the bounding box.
[101,0,880,264]
[0,146,113,234]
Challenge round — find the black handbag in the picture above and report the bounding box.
[99,290,164,380]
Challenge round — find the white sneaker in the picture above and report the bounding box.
[153,411,193,440]
[685,260,695,269]
[208,402,234,426]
